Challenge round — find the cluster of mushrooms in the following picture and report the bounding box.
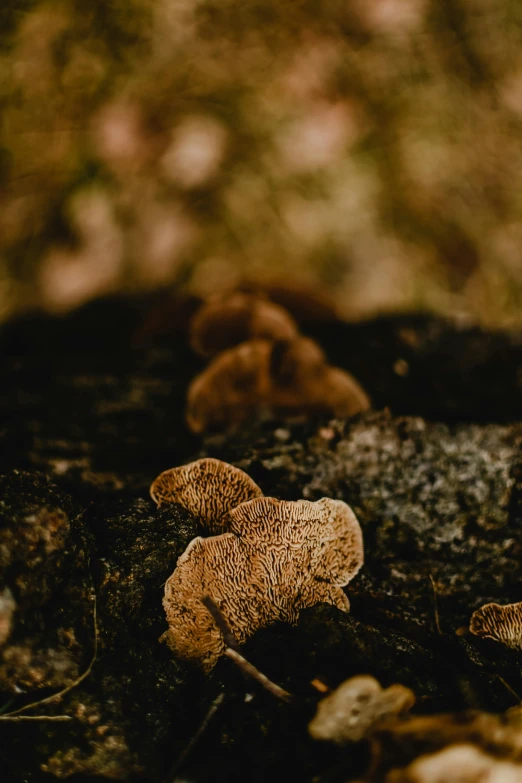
[150,457,522,780]
[150,457,364,672]
[185,291,370,433]
[310,673,522,782]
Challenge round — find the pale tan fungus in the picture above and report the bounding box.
[469,601,522,650]
[386,744,522,783]
[162,496,363,672]
[190,292,298,358]
[150,458,263,535]
[309,675,415,744]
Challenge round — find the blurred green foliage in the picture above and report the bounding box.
[2,0,522,325]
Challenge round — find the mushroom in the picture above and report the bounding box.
[309,675,415,744]
[469,601,522,650]
[150,457,263,535]
[189,292,298,358]
[186,336,371,433]
[162,496,364,671]
[186,340,272,433]
[386,744,522,783]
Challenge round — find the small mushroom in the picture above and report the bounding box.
[186,336,371,433]
[469,601,522,649]
[162,496,363,671]
[309,675,415,744]
[186,340,272,433]
[272,364,370,419]
[190,292,298,358]
[387,744,522,783]
[150,458,263,535]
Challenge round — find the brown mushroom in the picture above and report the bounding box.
[186,336,371,433]
[150,457,263,535]
[309,675,415,744]
[162,496,364,671]
[186,339,272,433]
[469,601,522,650]
[189,292,298,358]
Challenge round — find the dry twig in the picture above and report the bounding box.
[0,590,98,721]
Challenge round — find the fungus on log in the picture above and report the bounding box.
[162,496,364,672]
[309,675,415,744]
[469,601,522,650]
[186,336,370,433]
[189,292,298,358]
[186,340,272,433]
[150,458,263,535]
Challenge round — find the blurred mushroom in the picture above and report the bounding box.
[189,292,298,358]
[162,496,363,671]
[186,339,272,433]
[309,675,415,744]
[186,336,370,433]
[469,601,522,649]
[256,278,340,325]
[150,457,263,535]
[386,744,522,783]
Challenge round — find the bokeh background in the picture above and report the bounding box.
[2,0,522,327]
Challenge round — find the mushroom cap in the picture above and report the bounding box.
[469,601,522,649]
[315,366,371,417]
[186,335,371,433]
[189,292,298,358]
[271,363,371,419]
[162,495,364,670]
[268,336,327,387]
[309,675,415,744]
[150,458,263,535]
[186,339,272,433]
[226,496,364,586]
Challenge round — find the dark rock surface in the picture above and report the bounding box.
[0,298,521,782]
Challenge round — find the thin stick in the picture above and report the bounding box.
[0,715,73,722]
[201,595,240,650]
[0,591,98,720]
[201,595,292,702]
[224,648,292,703]
[495,675,522,703]
[429,574,443,636]
[166,692,225,783]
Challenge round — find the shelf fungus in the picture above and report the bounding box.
[189,292,298,358]
[186,336,370,433]
[150,458,263,535]
[159,493,364,672]
[309,675,415,744]
[469,601,522,650]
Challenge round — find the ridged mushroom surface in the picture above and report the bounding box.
[162,496,364,671]
[150,457,263,535]
[469,601,522,649]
